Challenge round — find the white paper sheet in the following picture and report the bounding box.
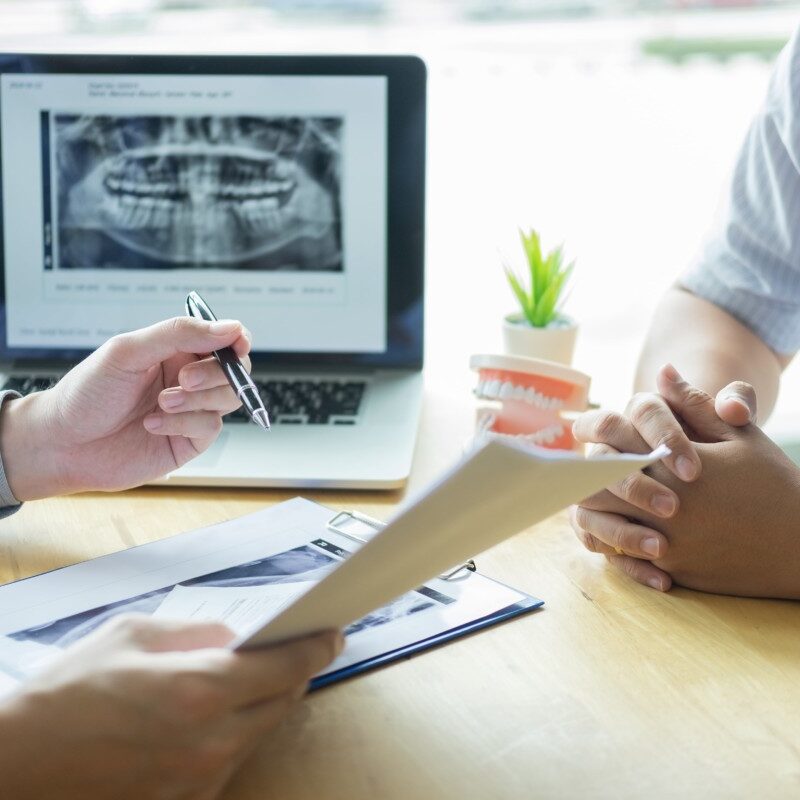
[153,582,316,638]
[240,438,667,648]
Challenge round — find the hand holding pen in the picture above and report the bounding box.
[4,316,259,500]
[185,291,271,430]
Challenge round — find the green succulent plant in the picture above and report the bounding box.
[504,228,574,328]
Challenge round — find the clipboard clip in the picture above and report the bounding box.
[326,510,477,582]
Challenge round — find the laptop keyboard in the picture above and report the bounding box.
[231,379,366,425]
[0,376,366,426]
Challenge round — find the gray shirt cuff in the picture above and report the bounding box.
[0,390,22,515]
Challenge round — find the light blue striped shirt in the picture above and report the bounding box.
[682,28,800,355]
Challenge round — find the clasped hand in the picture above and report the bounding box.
[569,364,800,599]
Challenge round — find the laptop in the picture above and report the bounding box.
[0,53,426,489]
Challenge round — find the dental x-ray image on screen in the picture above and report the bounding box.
[44,113,343,271]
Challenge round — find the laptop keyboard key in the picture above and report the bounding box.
[224,378,365,426]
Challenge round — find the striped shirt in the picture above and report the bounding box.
[682,27,800,355]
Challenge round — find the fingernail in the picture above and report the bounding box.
[209,319,239,335]
[647,577,665,591]
[161,390,184,409]
[641,536,661,557]
[650,494,676,517]
[724,394,752,419]
[661,363,681,383]
[144,415,163,431]
[675,455,698,481]
[181,369,202,389]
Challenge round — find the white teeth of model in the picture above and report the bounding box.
[478,413,496,431]
[499,381,514,399]
[524,388,537,405]
[488,380,502,397]
[513,385,526,400]
[525,424,563,444]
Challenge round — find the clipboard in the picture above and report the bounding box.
[309,509,544,690]
[0,497,543,698]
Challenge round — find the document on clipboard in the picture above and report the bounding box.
[0,438,666,695]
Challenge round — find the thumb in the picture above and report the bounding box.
[655,364,736,442]
[714,381,757,427]
[111,615,236,652]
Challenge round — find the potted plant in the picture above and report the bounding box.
[503,228,577,365]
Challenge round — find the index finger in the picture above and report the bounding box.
[624,392,700,481]
[215,630,344,709]
[104,317,246,373]
[573,409,650,454]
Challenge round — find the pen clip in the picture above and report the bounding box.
[185,291,217,322]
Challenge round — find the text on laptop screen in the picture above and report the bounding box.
[0,73,387,353]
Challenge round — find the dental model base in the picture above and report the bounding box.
[470,354,591,451]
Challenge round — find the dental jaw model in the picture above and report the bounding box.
[470,354,591,451]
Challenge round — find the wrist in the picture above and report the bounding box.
[0,392,68,500]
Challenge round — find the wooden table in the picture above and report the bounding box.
[2,388,799,800]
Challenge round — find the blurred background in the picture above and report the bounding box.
[1,0,799,430]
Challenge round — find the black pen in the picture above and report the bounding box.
[185,291,270,431]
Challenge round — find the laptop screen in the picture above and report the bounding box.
[0,55,425,369]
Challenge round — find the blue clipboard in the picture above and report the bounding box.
[310,595,544,691]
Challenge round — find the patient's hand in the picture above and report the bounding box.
[568,364,758,590]
[571,371,800,598]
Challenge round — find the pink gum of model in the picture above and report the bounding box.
[470,354,591,451]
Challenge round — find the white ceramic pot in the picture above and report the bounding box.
[502,313,578,365]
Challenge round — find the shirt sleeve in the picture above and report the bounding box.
[681,28,800,355]
[0,390,22,516]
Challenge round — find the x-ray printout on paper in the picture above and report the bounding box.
[0,498,526,700]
